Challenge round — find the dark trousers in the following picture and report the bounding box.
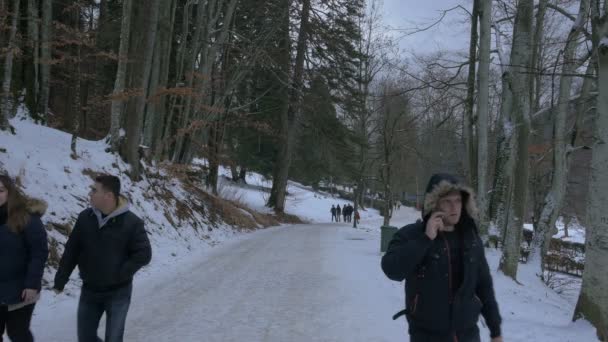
[0,304,36,342]
[410,326,481,342]
[77,283,132,342]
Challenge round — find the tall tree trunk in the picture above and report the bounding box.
[499,0,534,280]
[143,38,161,147]
[530,0,548,114]
[465,0,479,189]
[533,0,590,272]
[124,0,161,179]
[476,0,491,235]
[27,0,40,119]
[151,0,176,158]
[1,0,20,130]
[268,0,312,212]
[109,0,133,151]
[573,4,608,339]
[37,0,51,121]
[491,73,515,242]
[70,10,81,158]
[489,18,512,236]
[206,122,220,195]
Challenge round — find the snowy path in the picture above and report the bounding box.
[34,223,406,342]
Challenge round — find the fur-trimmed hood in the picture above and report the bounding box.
[26,197,48,216]
[422,173,478,221]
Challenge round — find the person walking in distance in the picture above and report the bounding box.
[336,205,342,222]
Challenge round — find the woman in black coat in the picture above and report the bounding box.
[0,175,48,342]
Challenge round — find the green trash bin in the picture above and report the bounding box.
[381,225,398,252]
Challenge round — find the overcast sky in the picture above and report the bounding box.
[381,0,474,56]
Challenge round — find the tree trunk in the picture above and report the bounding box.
[382,165,392,226]
[491,73,514,241]
[206,123,220,195]
[499,0,534,280]
[533,0,590,271]
[109,0,133,151]
[476,0,490,236]
[27,0,40,119]
[151,0,176,158]
[530,0,548,114]
[1,0,21,130]
[142,38,161,147]
[465,0,479,189]
[37,0,51,122]
[70,10,81,159]
[238,167,247,183]
[124,0,160,179]
[268,0,312,212]
[489,16,512,236]
[573,6,608,340]
[230,163,239,182]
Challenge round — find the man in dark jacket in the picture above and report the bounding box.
[381,173,502,342]
[53,175,152,342]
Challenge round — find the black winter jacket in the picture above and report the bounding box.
[54,198,151,292]
[0,199,48,305]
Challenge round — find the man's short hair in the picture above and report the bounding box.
[95,175,120,199]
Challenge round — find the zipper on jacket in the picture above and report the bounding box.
[411,294,419,314]
[442,234,454,304]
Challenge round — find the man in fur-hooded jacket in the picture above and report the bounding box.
[381,173,502,342]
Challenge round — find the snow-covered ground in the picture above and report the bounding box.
[522,216,586,244]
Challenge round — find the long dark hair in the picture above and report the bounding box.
[0,175,30,233]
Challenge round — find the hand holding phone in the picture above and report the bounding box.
[425,211,445,240]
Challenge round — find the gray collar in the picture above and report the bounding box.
[92,196,130,229]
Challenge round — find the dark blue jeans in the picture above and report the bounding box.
[77,283,132,342]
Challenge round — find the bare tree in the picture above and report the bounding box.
[374,80,410,226]
[533,0,590,271]
[476,0,491,235]
[464,0,479,189]
[498,0,534,280]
